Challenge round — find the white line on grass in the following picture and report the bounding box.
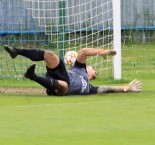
[0,98,155,109]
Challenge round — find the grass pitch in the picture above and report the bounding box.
[0,79,155,145]
[0,43,155,145]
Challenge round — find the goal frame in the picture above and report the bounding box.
[112,0,122,80]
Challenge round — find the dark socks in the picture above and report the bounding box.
[17,49,44,61]
[33,76,59,90]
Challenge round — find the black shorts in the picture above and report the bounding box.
[46,59,70,85]
[45,59,86,85]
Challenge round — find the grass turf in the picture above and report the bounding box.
[0,79,155,145]
[0,43,155,145]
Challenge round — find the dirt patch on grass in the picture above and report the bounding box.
[0,87,46,95]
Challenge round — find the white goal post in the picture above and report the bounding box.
[1,0,154,80]
[0,0,122,80]
[112,0,122,80]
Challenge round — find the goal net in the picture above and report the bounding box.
[0,0,115,80]
[121,0,155,80]
[1,0,154,81]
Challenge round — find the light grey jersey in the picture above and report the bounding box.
[67,67,89,95]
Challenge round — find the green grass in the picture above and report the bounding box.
[0,43,155,145]
[0,78,155,145]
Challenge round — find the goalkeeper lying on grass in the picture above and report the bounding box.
[4,45,142,96]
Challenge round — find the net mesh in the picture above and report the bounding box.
[1,0,155,80]
[0,0,114,79]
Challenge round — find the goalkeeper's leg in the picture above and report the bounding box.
[4,45,45,61]
[24,64,68,96]
[4,45,59,69]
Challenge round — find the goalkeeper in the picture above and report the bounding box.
[4,45,142,96]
